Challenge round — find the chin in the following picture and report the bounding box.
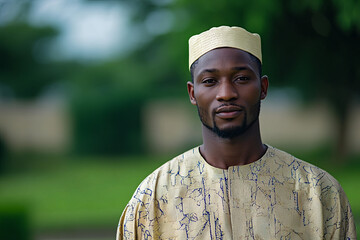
[213,125,248,139]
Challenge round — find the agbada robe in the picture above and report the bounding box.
[117,146,355,239]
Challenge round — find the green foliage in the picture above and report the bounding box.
[69,59,152,155]
[0,22,62,99]
[0,203,32,240]
[332,0,360,31]
[0,136,8,174]
[266,0,360,97]
[262,0,360,159]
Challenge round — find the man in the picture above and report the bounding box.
[117,26,356,239]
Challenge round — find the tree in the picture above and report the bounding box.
[0,21,65,99]
[266,0,360,160]
[68,57,153,155]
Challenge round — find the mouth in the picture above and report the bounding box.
[215,105,243,119]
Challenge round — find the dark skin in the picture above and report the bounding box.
[187,48,269,169]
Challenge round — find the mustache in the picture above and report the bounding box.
[214,103,244,114]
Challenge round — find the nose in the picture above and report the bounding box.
[216,81,238,102]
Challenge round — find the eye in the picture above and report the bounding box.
[234,76,250,83]
[201,78,216,85]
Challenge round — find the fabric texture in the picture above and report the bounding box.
[117,145,356,239]
[188,26,262,69]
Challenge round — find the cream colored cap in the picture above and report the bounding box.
[188,26,262,70]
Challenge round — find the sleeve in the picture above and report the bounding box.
[116,203,138,240]
[341,191,357,239]
[323,175,357,239]
[116,173,158,240]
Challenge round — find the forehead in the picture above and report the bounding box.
[193,47,258,76]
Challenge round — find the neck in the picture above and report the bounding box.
[199,120,267,169]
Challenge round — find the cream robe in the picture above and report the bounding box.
[117,146,356,239]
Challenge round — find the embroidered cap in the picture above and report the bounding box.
[188,26,262,70]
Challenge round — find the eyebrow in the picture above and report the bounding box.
[198,68,219,76]
[198,66,249,76]
[231,66,248,71]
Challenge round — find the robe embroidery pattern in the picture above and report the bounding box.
[117,146,356,240]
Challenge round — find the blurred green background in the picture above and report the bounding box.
[0,0,359,239]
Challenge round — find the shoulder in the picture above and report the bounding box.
[266,146,356,238]
[144,147,200,182]
[118,147,202,238]
[267,146,341,188]
[268,146,340,182]
[127,147,201,204]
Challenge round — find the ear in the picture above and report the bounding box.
[187,81,197,105]
[260,75,269,100]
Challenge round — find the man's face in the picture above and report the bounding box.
[187,48,268,139]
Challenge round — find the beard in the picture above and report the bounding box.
[197,100,261,139]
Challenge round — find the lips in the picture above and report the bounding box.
[215,105,243,119]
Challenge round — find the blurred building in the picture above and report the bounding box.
[0,100,71,154]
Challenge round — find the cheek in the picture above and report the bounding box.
[194,89,212,107]
[240,85,262,102]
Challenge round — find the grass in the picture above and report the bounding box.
[0,155,169,231]
[0,149,359,237]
